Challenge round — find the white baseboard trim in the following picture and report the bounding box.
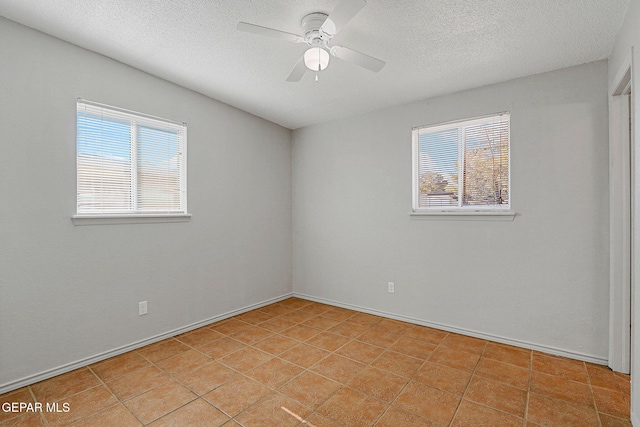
[632,411,639,427]
[294,293,609,366]
[0,293,293,395]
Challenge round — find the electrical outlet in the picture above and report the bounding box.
[388,282,395,293]
[139,301,148,316]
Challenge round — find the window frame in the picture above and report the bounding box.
[411,112,514,219]
[73,99,190,225]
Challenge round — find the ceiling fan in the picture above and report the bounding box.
[237,0,385,82]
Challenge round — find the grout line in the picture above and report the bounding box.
[447,341,487,426]
[26,386,51,427]
[522,349,532,426]
[584,362,604,427]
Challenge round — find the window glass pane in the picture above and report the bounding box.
[76,112,132,213]
[417,128,459,208]
[462,120,509,206]
[136,125,182,212]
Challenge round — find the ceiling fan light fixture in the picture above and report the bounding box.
[304,47,329,71]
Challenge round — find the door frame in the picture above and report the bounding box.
[609,50,633,374]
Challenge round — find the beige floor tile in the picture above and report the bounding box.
[526,393,598,427]
[302,411,342,427]
[280,343,330,368]
[155,349,212,377]
[474,357,530,389]
[147,398,229,427]
[394,381,459,425]
[302,315,341,331]
[357,329,399,348]
[403,325,448,345]
[137,339,190,363]
[209,319,251,336]
[532,353,588,383]
[599,413,634,427]
[587,364,624,391]
[219,347,272,372]
[280,324,322,341]
[233,310,273,325]
[91,351,150,382]
[413,361,472,396]
[257,317,297,333]
[305,331,351,352]
[317,387,388,427]
[327,320,370,338]
[371,350,424,379]
[451,400,524,427]
[440,334,488,355]
[483,342,531,368]
[176,361,237,395]
[30,368,100,403]
[321,307,358,322]
[348,367,409,402]
[592,385,631,419]
[335,340,384,364]
[375,406,439,427]
[0,388,34,424]
[124,381,195,424]
[245,357,303,389]
[68,404,142,427]
[252,334,298,355]
[464,376,527,417]
[198,337,246,359]
[106,365,171,400]
[0,412,47,427]
[428,346,480,372]
[376,318,412,335]
[235,392,312,427]
[229,325,274,345]
[202,376,270,417]
[311,353,367,384]
[175,328,224,348]
[44,385,118,427]
[390,336,437,359]
[530,371,594,408]
[279,371,341,409]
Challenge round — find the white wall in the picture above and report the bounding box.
[293,61,610,362]
[609,0,640,423]
[0,17,292,392]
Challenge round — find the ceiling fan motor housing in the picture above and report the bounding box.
[301,12,331,47]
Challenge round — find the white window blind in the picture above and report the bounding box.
[412,113,510,211]
[76,100,187,215]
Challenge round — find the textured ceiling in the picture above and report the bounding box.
[0,0,630,129]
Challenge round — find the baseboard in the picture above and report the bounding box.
[294,293,609,366]
[632,411,639,427]
[0,293,293,395]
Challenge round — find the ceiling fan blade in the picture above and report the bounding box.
[320,0,367,37]
[286,56,308,82]
[330,45,385,72]
[237,22,304,43]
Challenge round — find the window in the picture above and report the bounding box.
[75,100,187,218]
[412,113,510,212]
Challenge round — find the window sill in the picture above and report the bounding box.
[410,210,516,221]
[72,213,191,226]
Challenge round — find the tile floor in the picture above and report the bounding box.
[0,297,632,426]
